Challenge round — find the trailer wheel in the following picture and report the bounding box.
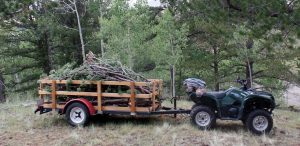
[190,105,216,130]
[66,102,90,127]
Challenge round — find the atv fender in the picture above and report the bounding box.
[239,95,275,119]
[193,94,220,117]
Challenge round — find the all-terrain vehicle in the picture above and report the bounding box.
[184,78,276,134]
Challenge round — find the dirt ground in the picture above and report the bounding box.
[0,100,300,146]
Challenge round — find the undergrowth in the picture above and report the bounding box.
[0,93,299,146]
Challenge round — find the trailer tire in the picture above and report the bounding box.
[190,105,216,130]
[66,102,90,127]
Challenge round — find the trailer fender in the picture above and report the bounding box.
[63,98,96,115]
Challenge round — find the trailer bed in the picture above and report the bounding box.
[37,79,164,114]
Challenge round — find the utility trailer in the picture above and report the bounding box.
[36,79,190,126]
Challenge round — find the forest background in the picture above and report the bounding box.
[0,0,299,103]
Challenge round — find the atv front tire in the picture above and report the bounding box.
[246,109,273,135]
[190,105,216,130]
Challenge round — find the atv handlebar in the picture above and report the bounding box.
[236,78,248,90]
[236,79,246,85]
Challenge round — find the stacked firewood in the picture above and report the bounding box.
[86,52,148,82]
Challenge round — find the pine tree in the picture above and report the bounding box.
[163,0,300,91]
[99,0,153,70]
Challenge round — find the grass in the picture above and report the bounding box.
[0,94,300,146]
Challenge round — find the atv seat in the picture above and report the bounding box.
[208,91,226,99]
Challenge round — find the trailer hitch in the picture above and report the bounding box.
[34,99,51,114]
[34,106,52,115]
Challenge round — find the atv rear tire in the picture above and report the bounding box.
[241,114,248,125]
[190,105,216,130]
[246,109,273,135]
[66,102,90,127]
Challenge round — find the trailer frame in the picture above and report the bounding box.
[36,79,190,117]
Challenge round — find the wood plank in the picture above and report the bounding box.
[68,80,97,84]
[102,81,130,86]
[102,93,130,98]
[39,80,151,86]
[130,82,136,113]
[39,90,151,98]
[97,81,102,112]
[39,80,98,85]
[51,80,56,110]
[151,81,156,111]
[101,106,150,112]
[39,90,51,95]
[158,80,163,108]
[39,83,44,101]
[136,94,152,99]
[134,82,149,86]
[42,104,151,112]
[102,81,149,86]
[56,91,98,96]
[102,93,151,98]
[102,106,130,111]
[158,80,163,95]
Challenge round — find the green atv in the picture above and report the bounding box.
[184,78,275,135]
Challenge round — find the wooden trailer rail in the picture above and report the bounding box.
[38,79,163,115]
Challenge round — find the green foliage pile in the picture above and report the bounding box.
[47,57,148,82]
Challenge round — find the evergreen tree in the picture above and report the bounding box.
[163,0,300,92]
[99,0,152,70]
[0,0,299,97]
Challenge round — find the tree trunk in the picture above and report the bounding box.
[177,59,183,95]
[100,39,104,58]
[46,32,54,73]
[99,0,105,58]
[127,24,133,69]
[213,46,220,91]
[246,38,254,88]
[0,73,5,103]
[246,61,253,89]
[74,0,86,62]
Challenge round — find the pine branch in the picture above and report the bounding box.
[3,64,38,75]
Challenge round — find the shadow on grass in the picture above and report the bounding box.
[87,114,247,132]
[89,114,166,126]
[214,120,246,132]
[47,113,247,133]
